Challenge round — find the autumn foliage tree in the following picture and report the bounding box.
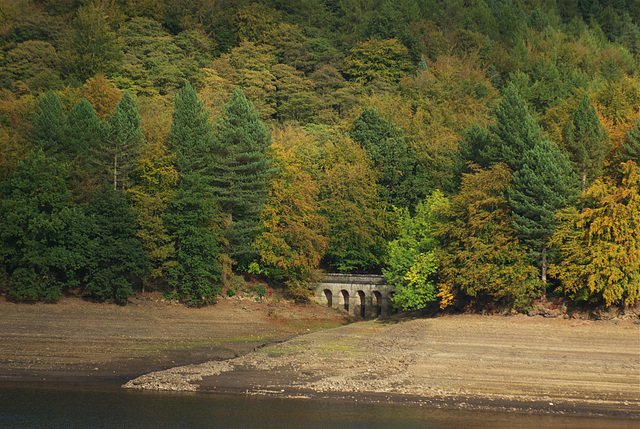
[318,132,388,272]
[252,126,327,300]
[435,164,538,309]
[550,162,640,307]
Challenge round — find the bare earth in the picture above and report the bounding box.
[1,295,639,419]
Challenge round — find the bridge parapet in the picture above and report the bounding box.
[314,274,395,319]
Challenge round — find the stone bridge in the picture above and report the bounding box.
[314,273,395,319]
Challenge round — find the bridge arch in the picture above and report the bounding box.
[340,289,349,312]
[323,289,332,307]
[373,291,382,317]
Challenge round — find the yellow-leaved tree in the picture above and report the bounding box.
[252,126,328,301]
[434,163,538,309]
[550,162,640,306]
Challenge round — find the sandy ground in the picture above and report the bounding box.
[1,294,639,419]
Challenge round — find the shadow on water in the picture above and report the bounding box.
[0,383,637,429]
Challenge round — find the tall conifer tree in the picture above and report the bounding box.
[83,188,148,304]
[66,98,102,159]
[508,139,577,299]
[622,117,640,165]
[31,90,67,156]
[211,87,275,274]
[99,91,144,190]
[489,83,541,171]
[166,82,222,303]
[565,93,609,193]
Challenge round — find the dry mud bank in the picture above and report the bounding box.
[126,314,640,419]
[0,295,347,384]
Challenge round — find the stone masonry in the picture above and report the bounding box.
[314,273,395,319]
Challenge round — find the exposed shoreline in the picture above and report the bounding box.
[2,297,639,420]
[123,315,640,420]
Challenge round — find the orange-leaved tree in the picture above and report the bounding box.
[435,163,538,309]
[550,161,640,307]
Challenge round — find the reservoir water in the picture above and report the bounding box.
[2,383,637,428]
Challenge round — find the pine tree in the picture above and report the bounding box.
[30,90,67,156]
[97,91,144,190]
[167,81,213,173]
[508,138,578,299]
[165,82,222,303]
[489,83,542,171]
[65,98,102,159]
[621,116,640,165]
[211,87,276,274]
[565,92,609,193]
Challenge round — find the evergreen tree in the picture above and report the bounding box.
[83,188,148,304]
[565,93,609,193]
[508,139,578,299]
[97,91,144,190]
[0,150,82,301]
[489,83,542,171]
[167,81,212,173]
[166,82,222,303]
[621,116,640,165]
[30,90,67,156]
[351,108,424,210]
[211,87,276,274]
[65,98,102,160]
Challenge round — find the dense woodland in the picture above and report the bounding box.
[0,0,638,311]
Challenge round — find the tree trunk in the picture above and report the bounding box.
[541,243,547,302]
[222,211,233,285]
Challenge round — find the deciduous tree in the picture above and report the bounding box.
[344,38,413,84]
[384,191,444,311]
[0,150,81,301]
[318,132,388,272]
[550,162,640,307]
[435,164,538,309]
[351,108,425,210]
[252,126,327,300]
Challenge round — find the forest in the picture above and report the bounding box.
[0,0,638,311]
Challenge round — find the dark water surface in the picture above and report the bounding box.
[0,383,636,429]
